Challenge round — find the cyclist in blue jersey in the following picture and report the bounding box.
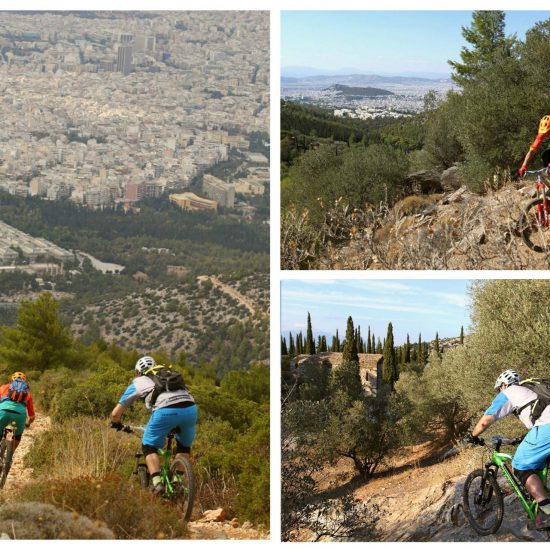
[110,356,197,493]
[467,370,550,530]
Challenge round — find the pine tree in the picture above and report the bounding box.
[382,322,397,389]
[367,326,372,353]
[342,316,359,363]
[281,337,288,356]
[460,325,465,344]
[305,312,316,355]
[449,11,515,86]
[0,292,73,372]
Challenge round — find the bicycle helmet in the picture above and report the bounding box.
[538,115,550,134]
[494,369,521,390]
[10,372,27,382]
[135,356,156,376]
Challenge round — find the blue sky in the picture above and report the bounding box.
[281,11,550,76]
[281,279,473,346]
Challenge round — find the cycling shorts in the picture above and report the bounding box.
[512,423,550,471]
[0,404,26,437]
[142,403,197,450]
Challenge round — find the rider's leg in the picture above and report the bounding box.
[525,473,548,503]
[174,404,197,470]
[144,450,160,475]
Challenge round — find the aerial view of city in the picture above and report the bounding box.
[0,12,269,538]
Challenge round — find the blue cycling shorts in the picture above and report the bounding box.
[512,423,550,471]
[142,404,197,450]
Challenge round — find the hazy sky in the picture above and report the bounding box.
[280,279,473,345]
[281,11,550,76]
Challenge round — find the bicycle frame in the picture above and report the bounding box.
[525,168,550,228]
[488,447,549,521]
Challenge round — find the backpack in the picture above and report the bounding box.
[514,379,550,424]
[146,366,186,406]
[7,378,29,404]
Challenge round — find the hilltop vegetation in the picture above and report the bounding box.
[282,280,550,541]
[0,293,269,536]
[281,12,550,269]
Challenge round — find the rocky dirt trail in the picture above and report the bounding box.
[2,414,51,498]
[197,275,257,316]
[351,442,550,542]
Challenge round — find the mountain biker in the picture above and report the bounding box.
[0,372,36,454]
[467,369,550,530]
[110,356,197,494]
[519,115,550,177]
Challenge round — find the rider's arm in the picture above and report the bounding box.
[472,414,495,437]
[520,130,550,173]
[26,393,36,424]
[111,403,127,423]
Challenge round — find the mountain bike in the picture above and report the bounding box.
[518,167,550,253]
[122,425,195,522]
[0,422,17,489]
[463,435,550,535]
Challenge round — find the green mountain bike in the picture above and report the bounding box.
[463,435,549,535]
[0,422,17,489]
[122,425,195,522]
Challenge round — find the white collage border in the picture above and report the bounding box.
[3,2,550,549]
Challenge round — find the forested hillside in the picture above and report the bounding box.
[282,280,550,541]
[0,293,269,539]
[281,12,550,269]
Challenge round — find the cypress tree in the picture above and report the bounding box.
[418,333,423,364]
[376,337,382,354]
[289,332,295,356]
[382,322,397,389]
[405,333,411,363]
[460,325,465,344]
[435,332,440,355]
[296,331,303,355]
[371,333,376,353]
[281,337,288,356]
[335,329,340,352]
[342,316,359,363]
[305,312,316,355]
[367,326,372,353]
[321,335,327,352]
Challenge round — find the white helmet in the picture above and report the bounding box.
[494,369,521,389]
[135,356,156,376]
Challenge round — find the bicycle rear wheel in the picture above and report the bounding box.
[169,457,195,522]
[0,438,14,489]
[463,468,504,536]
[519,198,550,253]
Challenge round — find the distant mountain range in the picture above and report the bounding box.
[282,74,452,89]
[282,65,451,80]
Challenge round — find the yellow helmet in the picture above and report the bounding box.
[538,115,550,134]
[10,372,27,382]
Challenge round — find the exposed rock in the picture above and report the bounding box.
[230,518,239,528]
[241,521,253,529]
[441,166,463,192]
[405,170,443,194]
[199,508,227,523]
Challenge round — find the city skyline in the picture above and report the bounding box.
[281,11,550,77]
[281,279,472,346]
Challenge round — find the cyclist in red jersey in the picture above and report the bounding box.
[519,115,550,177]
[0,372,35,454]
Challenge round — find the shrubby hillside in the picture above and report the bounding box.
[0,293,269,538]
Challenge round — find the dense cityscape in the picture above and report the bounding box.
[0,11,269,212]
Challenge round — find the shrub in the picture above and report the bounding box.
[0,501,114,539]
[24,417,137,479]
[15,474,187,539]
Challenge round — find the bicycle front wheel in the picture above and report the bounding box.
[0,438,14,489]
[463,468,504,536]
[169,457,195,522]
[519,198,550,253]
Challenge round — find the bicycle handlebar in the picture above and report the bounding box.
[480,435,523,447]
[122,424,145,434]
[524,167,550,176]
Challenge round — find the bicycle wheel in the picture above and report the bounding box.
[0,438,14,489]
[463,468,504,536]
[137,465,149,489]
[519,198,550,253]
[169,457,195,522]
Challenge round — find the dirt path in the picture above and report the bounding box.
[188,522,268,540]
[197,276,257,316]
[3,414,51,498]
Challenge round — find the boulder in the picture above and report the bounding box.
[199,508,227,523]
[441,166,463,192]
[404,171,443,194]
